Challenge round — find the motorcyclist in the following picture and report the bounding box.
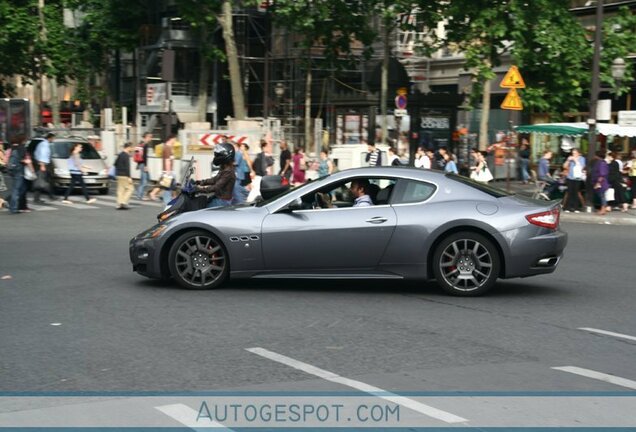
[194,143,237,208]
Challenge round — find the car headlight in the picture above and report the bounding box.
[54,168,71,178]
[100,168,108,176]
[140,224,168,239]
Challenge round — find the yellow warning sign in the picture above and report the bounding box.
[500,65,526,88]
[501,88,523,110]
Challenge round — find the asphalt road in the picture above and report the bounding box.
[1,195,635,427]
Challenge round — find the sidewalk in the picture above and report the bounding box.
[492,180,636,226]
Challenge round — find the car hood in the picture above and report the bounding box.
[52,158,107,172]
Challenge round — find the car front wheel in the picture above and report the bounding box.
[168,230,229,290]
[432,232,500,296]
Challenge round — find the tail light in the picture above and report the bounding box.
[526,208,560,230]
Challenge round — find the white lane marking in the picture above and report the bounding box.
[28,204,57,211]
[97,194,164,207]
[578,327,636,342]
[246,347,467,424]
[156,403,231,430]
[47,200,98,210]
[552,366,636,390]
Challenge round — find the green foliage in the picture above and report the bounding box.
[600,6,636,97]
[272,0,376,70]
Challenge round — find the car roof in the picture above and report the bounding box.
[327,166,446,182]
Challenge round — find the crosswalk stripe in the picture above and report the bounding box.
[46,200,99,210]
[97,194,164,208]
[552,366,636,390]
[28,204,58,211]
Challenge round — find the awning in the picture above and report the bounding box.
[515,122,636,137]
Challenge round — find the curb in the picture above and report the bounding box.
[561,212,636,226]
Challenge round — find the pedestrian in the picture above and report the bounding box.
[149,134,176,202]
[519,139,531,184]
[247,140,274,202]
[7,135,34,214]
[231,140,249,204]
[114,142,134,210]
[33,132,56,203]
[562,148,586,213]
[292,147,307,185]
[471,151,494,183]
[61,143,97,205]
[537,150,559,198]
[239,143,255,188]
[414,147,429,169]
[443,151,459,174]
[134,132,152,200]
[591,150,609,215]
[387,147,401,166]
[317,149,334,177]
[627,150,636,209]
[365,143,382,167]
[606,152,628,213]
[279,140,292,180]
[194,143,236,208]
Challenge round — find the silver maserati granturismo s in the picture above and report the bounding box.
[130,167,567,296]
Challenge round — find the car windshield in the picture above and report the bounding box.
[445,173,513,198]
[52,141,101,160]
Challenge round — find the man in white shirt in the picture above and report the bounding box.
[33,132,56,203]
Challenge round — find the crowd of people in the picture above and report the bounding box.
[3,130,635,215]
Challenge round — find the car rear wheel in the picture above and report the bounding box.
[432,232,500,296]
[168,230,229,290]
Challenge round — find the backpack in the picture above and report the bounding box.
[133,144,145,164]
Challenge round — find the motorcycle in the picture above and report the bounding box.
[157,157,208,222]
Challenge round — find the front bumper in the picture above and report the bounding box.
[55,176,109,190]
[129,236,164,279]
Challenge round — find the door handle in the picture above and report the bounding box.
[365,216,388,224]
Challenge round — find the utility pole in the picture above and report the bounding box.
[586,0,603,212]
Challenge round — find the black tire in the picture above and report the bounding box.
[168,230,229,290]
[432,231,501,296]
[99,188,109,195]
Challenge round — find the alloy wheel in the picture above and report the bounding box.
[174,234,226,288]
[438,238,493,292]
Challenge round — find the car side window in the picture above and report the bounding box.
[392,179,436,204]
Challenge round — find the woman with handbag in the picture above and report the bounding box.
[61,143,97,204]
[562,148,586,213]
[606,152,628,213]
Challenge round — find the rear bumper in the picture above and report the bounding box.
[504,229,568,278]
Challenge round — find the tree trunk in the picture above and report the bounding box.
[380,23,389,147]
[479,78,491,151]
[218,0,246,120]
[50,77,60,126]
[304,65,312,152]
[197,27,210,124]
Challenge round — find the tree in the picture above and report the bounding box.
[370,1,441,147]
[178,0,250,121]
[272,0,375,149]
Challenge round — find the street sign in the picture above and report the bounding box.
[500,66,526,88]
[397,87,408,96]
[501,88,523,110]
[395,95,407,109]
[199,133,248,146]
[618,110,636,127]
[394,109,408,117]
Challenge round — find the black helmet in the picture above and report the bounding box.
[213,143,235,166]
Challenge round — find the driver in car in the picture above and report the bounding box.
[318,178,373,208]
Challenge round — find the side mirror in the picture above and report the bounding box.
[285,197,303,212]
